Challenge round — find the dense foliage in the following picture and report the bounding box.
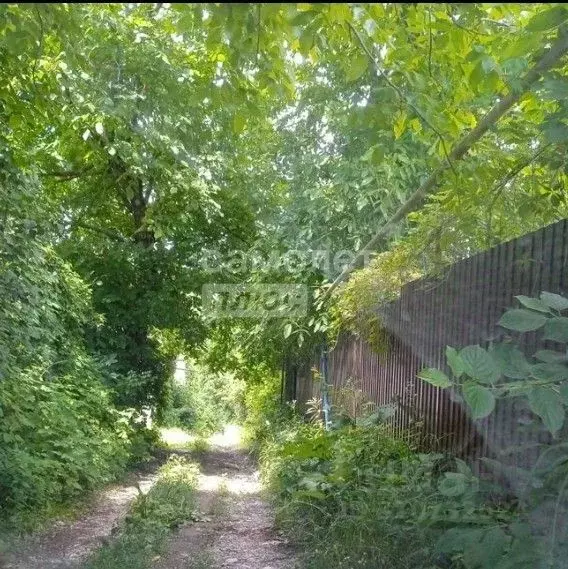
[0,161,145,526]
[419,292,568,568]
[4,2,568,387]
[253,406,515,569]
[163,359,246,434]
[243,293,568,569]
[2,3,568,554]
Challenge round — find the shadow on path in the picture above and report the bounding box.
[2,461,161,569]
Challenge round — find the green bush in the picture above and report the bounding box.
[0,165,151,527]
[127,423,163,465]
[242,370,297,450]
[0,354,144,525]
[260,418,512,569]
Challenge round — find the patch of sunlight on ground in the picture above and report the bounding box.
[161,425,242,450]
[161,425,259,496]
[209,424,243,448]
[198,472,259,496]
[160,427,196,448]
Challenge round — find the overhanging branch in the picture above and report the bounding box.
[321,32,568,303]
[42,166,95,182]
[72,220,127,242]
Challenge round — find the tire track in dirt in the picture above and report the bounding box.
[2,464,160,569]
[3,428,296,569]
[155,428,296,569]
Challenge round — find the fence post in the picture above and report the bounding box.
[320,342,332,430]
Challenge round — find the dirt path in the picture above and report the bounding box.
[155,426,296,569]
[2,464,160,569]
[3,427,296,569]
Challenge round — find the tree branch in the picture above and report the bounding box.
[256,4,261,62]
[446,7,498,37]
[31,6,45,88]
[485,142,552,246]
[348,22,457,175]
[428,8,433,78]
[42,166,94,182]
[321,32,568,301]
[72,220,127,242]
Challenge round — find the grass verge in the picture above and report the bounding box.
[257,420,524,569]
[83,455,199,569]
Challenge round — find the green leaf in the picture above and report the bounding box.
[290,10,315,27]
[543,122,568,144]
[463,382,495,419]
[526,5,568,32]
[295,489,326,500]
[528,387,565,435]
[417,368,452,388]
[543,317,568,342]
[490,344,531,379]
[437,527,484,554]
[535,350,567,363]
[514,295,551,313]
[465,527,509,569]
[468,60,484,93]
[454,458,472,477]
[541,78,568,100]
[232,113,246,135]
[498,309,548,332]
[298,28,315,55]
[327,3,351,23]
[393,110,407,140]
[299,474,324,491]
[560,383,568,405]
[540,291,568,312]
[446,346,464,378]
[438,472,467,497]
[460,346,500,384]
[345,54,368,82]
[283,323,292,338]
[531,363,568,382]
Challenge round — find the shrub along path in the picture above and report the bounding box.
[155,426,296,569]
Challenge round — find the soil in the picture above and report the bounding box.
[155,440,296,569]
[2,464,160,569]
[3,428,297,569]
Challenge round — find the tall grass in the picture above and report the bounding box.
[83,456,199,569]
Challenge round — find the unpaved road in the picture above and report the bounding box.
[155,431,296,569]
[3,427,297,569]
[2,466,159,569]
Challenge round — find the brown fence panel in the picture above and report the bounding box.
[293,219,568,482]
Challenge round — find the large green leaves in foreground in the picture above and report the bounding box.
[419,292,568,433]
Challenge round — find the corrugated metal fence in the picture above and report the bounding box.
[291,218,568,478]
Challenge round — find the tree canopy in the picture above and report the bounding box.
[2,1,568,394]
